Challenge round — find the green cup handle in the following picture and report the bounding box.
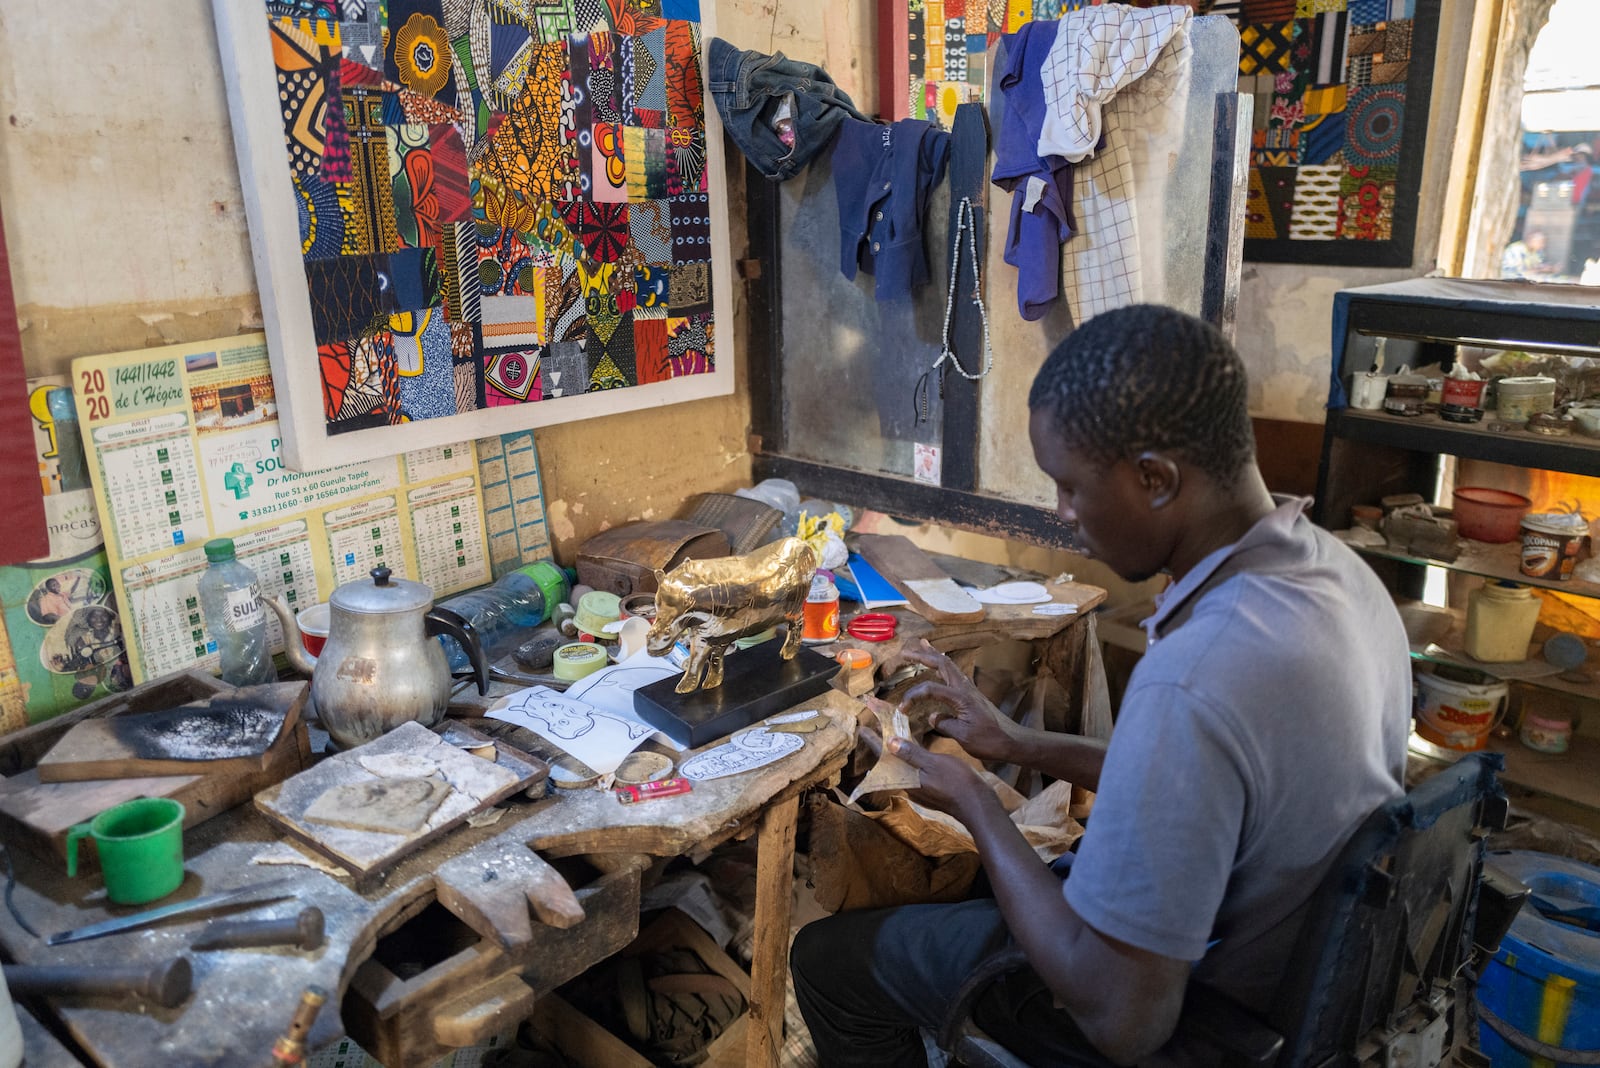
[65,821,94,878]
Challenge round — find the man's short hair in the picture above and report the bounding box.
[1027,304,1256,484]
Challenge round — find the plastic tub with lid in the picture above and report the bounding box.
[1478,851,1600,1065]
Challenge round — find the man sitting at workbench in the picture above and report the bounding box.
[790,305,1411,1065]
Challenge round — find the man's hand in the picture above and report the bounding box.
[901,640,1028,763]
[856,704,994,822]
[888,733,997,824]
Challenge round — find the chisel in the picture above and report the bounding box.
[46,878,296,946]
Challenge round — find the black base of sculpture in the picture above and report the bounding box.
[633,643,841,749]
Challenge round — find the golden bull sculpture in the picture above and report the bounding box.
[646,537,819,693]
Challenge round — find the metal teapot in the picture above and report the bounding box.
[271,567,488,749]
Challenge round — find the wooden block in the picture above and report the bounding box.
[0,670,228,777]
[0,711,310,862]
[855,535,986,624]
[434,838,585,949]
[37,686,305,783]
[529,992,653,1068]
[432,972,537,1048]
[254,721,545,883]
[747,794,800,1068]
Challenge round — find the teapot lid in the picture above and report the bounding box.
[330,567,434,615]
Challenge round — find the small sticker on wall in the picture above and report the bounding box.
[913,443,941,486]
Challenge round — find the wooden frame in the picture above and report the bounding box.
[212,0,736,470]
[747,93,1252,551]
[1241,0,1444,268]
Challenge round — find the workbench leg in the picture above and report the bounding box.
[745,793,800,1068]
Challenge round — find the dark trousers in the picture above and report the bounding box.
[791,898,1115,1068]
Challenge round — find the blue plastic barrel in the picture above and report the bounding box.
[1479,851,1600,1065]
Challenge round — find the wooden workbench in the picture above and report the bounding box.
[0,578,1107,1068]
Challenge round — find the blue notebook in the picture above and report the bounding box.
[838,553,909,609]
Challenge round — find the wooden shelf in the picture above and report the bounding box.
[1412,732,1600,814]
[1408,604,1593,703]
[1331,408,1600,478]
[1353,539,1600,602]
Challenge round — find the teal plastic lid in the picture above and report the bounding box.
[204,538,237,562]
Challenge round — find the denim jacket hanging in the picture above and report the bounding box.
[707,39,871,182]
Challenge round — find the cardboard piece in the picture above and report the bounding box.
[854,535,985,623]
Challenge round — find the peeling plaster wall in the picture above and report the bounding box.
[1235,0,1477,424]
[0,0,864,561]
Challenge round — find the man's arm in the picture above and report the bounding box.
[887,734,1190,1063]
[899,642,1110,790]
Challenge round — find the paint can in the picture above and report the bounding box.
[1413,666,1509,752]
[802,575,840,644]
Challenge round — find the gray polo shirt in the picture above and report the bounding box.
[1063,497,1410,1012]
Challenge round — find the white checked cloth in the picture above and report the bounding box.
[1043,6,1192,319]
[1037,4,1192,163]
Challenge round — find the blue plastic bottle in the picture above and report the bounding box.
[437,562,569,670]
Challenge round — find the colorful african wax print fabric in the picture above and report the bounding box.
[263,0,716,431]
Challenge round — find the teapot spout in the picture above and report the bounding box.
[270,594,318,676]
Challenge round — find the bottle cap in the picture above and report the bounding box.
[204,538,237,562]
[518,560,570,625]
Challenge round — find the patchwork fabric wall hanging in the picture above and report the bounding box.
[1234,0,1440,265]
[215,0,734,469]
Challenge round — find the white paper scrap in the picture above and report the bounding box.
[564,650,688,750]
[970,581,1052,605]
[490,686,656,774]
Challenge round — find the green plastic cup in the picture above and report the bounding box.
[65,798,185,905]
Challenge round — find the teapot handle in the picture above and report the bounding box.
[426,606,489,695]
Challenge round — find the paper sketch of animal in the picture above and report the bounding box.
[680,729,804,781]
[511,691,652,742]
[647,537,818,693]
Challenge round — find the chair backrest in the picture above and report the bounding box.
[1267,752,1506,1065]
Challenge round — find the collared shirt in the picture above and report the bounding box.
[832,118,951,299]
[1065,496,1411,1014]
[991,20,1075,321]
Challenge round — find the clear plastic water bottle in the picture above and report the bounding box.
[437,561,569,671]
[198,538,276,686]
